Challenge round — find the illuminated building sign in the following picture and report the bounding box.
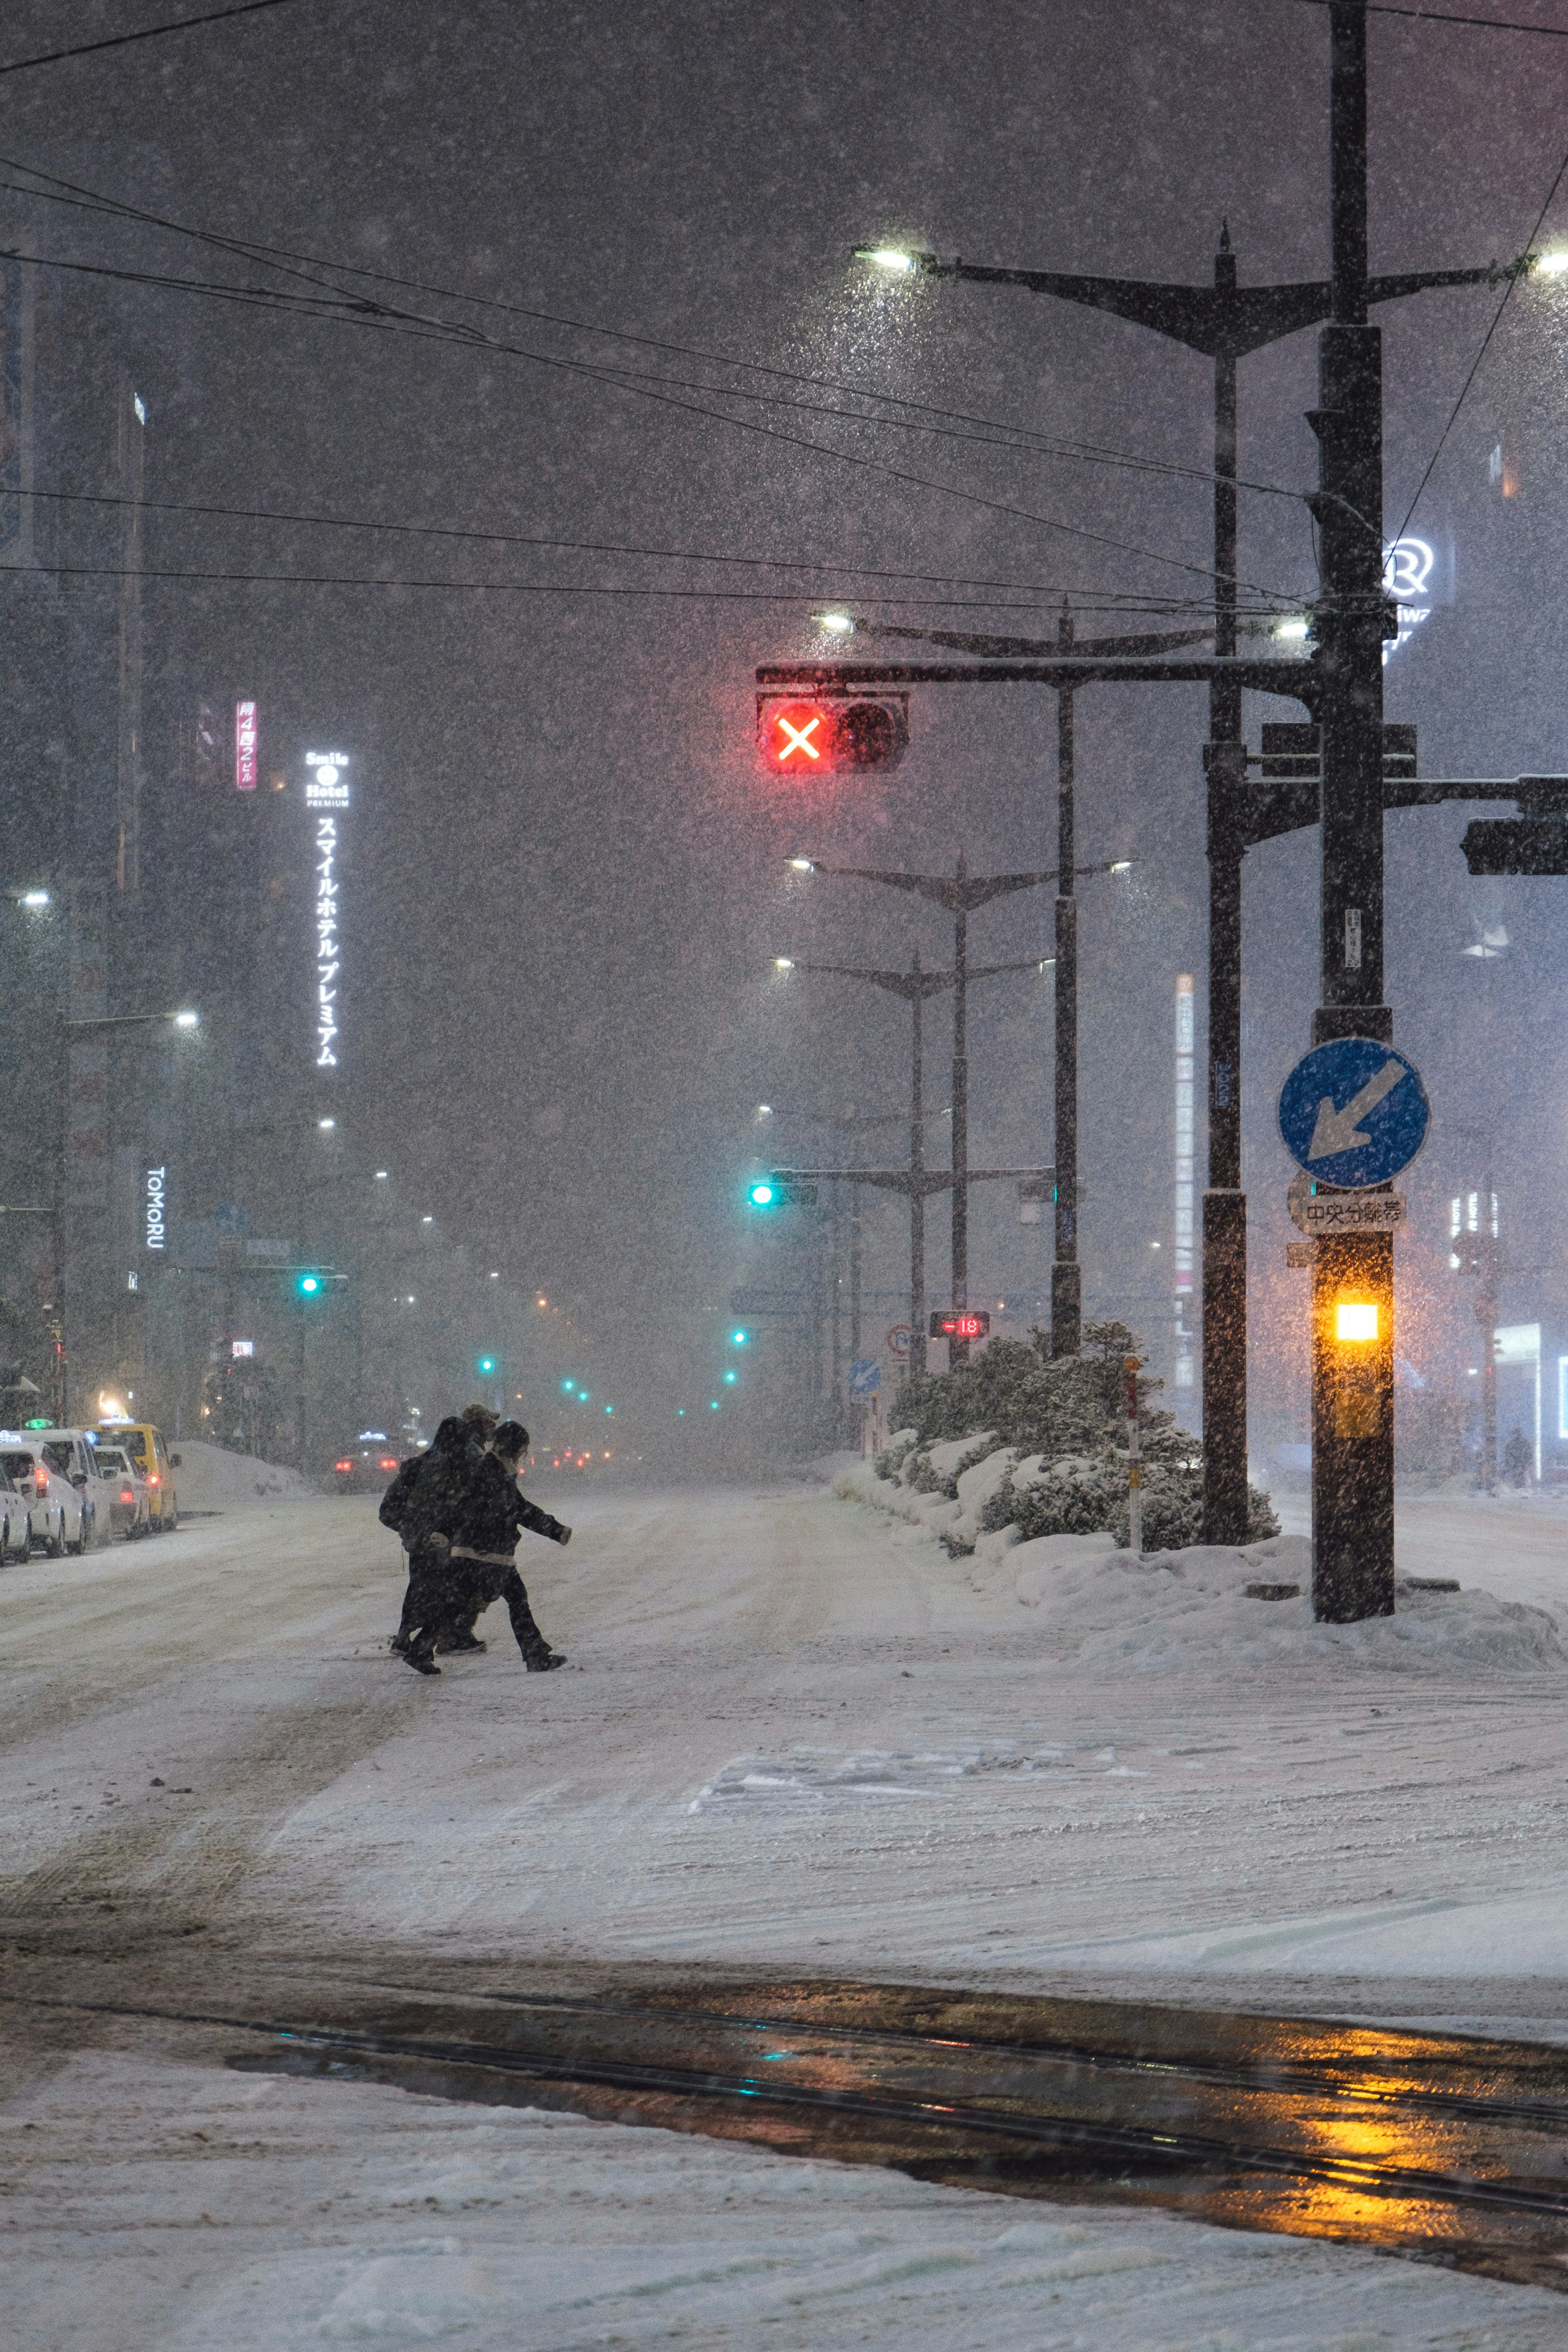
[234,699,258,790]
[314,815,339,1067]
[1382,537,1452,666]
[305,751,351,807]
[1173,974,1194,1387]
[232,1339,255,1358]
[144,1164,166,1251]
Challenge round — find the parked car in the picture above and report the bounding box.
[0,1436,91,1555]
[331,1432,405,1494]
[92,1420,180,1529]
[0,1461,30,1560]
[38,1430,109,1549]
[91,1442,151,1538]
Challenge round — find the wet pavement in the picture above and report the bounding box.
[53,1972,1567,2292]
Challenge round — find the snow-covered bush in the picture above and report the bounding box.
[891,1321,1278,1552]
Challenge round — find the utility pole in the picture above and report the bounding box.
[1054,604,1080,1359]
[1309,0,1395,1622]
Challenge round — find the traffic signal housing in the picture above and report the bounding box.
[757,692,910,775]
[747,1173,819,1209]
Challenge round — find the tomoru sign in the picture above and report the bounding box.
[305,754,350,1069]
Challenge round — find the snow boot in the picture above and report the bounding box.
[437,1633,487,1654]
[525,1648,568,1672]
[403,1649,440,1677]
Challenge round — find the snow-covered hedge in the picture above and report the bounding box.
[860,1320,1277,1554]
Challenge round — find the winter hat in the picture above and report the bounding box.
[492,1420,530,1460]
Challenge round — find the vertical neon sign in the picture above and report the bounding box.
[234,699,257,790]
[305,754,350,1069]
[1174,973,1195,1387]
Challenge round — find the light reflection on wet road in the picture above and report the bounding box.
[206,1975,1568,2290]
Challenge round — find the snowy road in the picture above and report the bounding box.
[7,1478,1568,2344]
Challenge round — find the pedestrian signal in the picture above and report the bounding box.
[756,692,909,775]
[930,1309,991,1341]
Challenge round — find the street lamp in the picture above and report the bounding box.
[773,952,1049,1376]
[789,851,1111,1360]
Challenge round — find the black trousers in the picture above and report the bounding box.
[398,1543,463,1661]
[450,1551,552,1662]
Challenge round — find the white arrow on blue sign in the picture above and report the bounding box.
[1278,1037,1430,1189]
[847,1357,882,1398]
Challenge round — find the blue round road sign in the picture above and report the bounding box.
[1277,1037,1429,1189]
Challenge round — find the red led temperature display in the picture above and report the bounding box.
[930,1310,991,1341]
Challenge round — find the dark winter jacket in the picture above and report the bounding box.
[380,1422,485,1550]
[450,1449,568,1555]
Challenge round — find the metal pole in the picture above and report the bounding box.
[1051,606,1081,1357]
[1202,228,1250,1542]
[1125,1353,1144,1554]
[1310,0,1396,1622]
[1478,1167,1498,1493]
[949,889,970,1363]
[910,970,927,1377]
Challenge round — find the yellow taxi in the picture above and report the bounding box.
[92,1420,180,1529]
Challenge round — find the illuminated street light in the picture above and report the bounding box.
[852,246,935,272]
[173,1010,200,1028]
[318,1117,336,1130]
[787,858,819,872]
[815,612,855,633]
[16,889,49,908]
[774,957,794,971]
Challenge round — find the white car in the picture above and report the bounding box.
[0,1438,91,1555]
[38,1430,109,1549]
[0,1461,30,1560]
[92,1444,151,1538]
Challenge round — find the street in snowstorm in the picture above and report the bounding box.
[8,0,1568,2344]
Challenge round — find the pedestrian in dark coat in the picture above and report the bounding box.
[381,1415,483,1674]
[446,1420,572,1670]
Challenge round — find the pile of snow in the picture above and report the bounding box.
[1015,1531,1567,1675]
[831,1469,1568,1675]
[835,1440,1103,1554]
[173,1438,320,1512]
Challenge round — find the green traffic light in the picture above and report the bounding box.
[477,1354,498,1376]
[731,1328,749,1345]
[748,1181,775,1207]
[295,1270,324,1298]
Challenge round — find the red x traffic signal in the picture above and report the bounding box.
[757,693,909,774]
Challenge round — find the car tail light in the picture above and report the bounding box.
[148,1473,160,1488]
[334,1459,353,1473]
[119,1487,134,1503]
[378,1457,397,1470]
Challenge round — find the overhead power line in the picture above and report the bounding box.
[1275,0,1568,35]
[0,157,1309,602]
[0,0,311,78]
[1397,126,1568,537]
[0,241,1303,607]
[16,482,1267,606]
[4,558,1267,615]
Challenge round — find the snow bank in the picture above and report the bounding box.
[1013,1532,1568,1674]
[174,1438,320,1512]
[836,1445,1113,1555]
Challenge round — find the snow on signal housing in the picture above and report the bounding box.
[757,691,910,775]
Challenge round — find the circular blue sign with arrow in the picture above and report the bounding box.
[1278,1037,1430,1189]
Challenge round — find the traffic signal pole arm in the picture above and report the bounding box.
[875,248,1524,355]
